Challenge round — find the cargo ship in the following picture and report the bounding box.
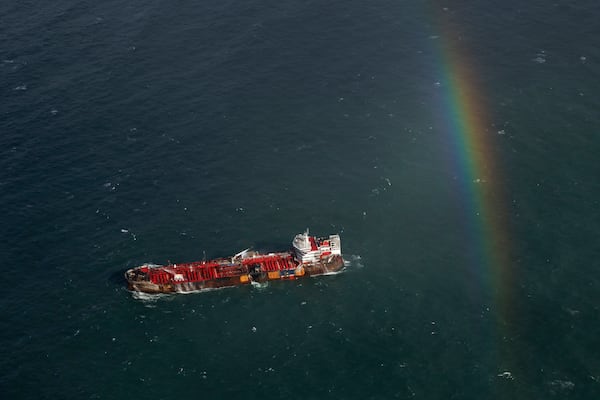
[125,230,344,293]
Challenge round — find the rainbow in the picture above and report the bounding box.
[430,10,514,338]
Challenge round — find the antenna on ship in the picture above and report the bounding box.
[202,250,206,262]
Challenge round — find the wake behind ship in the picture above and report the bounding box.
[125,231,344,294]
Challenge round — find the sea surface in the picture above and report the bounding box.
[2,1,600,399]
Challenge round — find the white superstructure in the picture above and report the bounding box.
[292,229,342,264]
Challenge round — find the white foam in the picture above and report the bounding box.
[497,371,514,380]
[250,280,269,290]
[548,380,574,390]
[319,269,346,276]
[533,50,547,64]
[347,254,364,269]
[131,291,172,302]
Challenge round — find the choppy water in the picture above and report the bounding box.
[2,1,600,398]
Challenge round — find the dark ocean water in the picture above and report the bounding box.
[2,0,600,398]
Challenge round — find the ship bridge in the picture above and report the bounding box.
[292,230,341,264]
